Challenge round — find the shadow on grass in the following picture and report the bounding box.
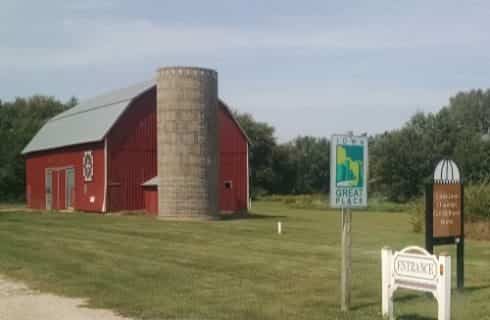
[458,284,490,293]
[219,212,286,221]
[350,293,421,311]
[351,294,436,320]
[397,315,435,320]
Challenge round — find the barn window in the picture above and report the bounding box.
[224,180,232,189]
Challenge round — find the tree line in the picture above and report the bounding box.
[0,96,76,201]
[370,89,490,201]
[237,89,490,201]
[1,89,490,203]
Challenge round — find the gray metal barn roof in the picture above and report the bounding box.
[22,79,250,155]
[22,80,155,154]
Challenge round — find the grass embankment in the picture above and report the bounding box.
[0,202,25,210]
[0,202,489,319]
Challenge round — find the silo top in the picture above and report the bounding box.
[157,66,217,80]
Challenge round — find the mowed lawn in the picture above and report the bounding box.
[0,202,489,320]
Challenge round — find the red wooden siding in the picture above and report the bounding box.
[143,186,158,215]
[218,102,249,213]
[106,87,157,211]
[52,170,66,210]
[25,142,105,212]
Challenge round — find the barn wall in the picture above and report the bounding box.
[218,103,248,213]
[106,87,157,211]
[139,102,249,215]
[25,142,105,212]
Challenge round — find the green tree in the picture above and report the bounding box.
[370,88,490,201]
[288,136,329,194]
[234,112,276,198]
[271,143,297,194]
[0,96,74,201]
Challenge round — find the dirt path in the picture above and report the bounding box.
[0,276,133,320]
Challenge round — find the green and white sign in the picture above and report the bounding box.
[330,134,368,208]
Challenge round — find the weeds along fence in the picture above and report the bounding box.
[259,192,489,239]
[464,181,490,220]
[259,194,410,212]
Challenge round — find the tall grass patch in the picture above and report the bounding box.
[259,194,411,213]
[465,180,490,219]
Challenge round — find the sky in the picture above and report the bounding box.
[1,0,490,141]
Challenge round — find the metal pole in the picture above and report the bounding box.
[340,204,352,311]
[457,238,464,290]
[425,183,434,254]
[457,183,464,289]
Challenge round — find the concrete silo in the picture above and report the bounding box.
[156,67,219,218]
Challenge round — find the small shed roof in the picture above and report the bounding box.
[142,176,159,187]
[23,79,250,155]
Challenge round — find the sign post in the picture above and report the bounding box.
[330,133,368,311]
[381,246,451,320]
[340,204,352,311]
[426,159,464,289]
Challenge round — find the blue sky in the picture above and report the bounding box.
[2,0,490,141]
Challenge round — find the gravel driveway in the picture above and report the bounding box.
[0,276,133,320]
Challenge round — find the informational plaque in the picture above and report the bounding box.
[426,159,465,290]
[433,184,462,238]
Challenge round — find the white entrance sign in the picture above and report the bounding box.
[330,134,368,208]
[381,246,451,320]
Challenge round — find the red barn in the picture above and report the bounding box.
[23,80,250,215]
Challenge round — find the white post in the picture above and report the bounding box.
[277,221,282,235]
[438,253,451,320]
[381,247,394,320]
[340,205,352,311]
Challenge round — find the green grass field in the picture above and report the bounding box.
[0,201,489,319]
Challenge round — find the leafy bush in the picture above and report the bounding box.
[368,196,412,213]
[464,180,490,219]
[259,194,328,210]
[259,194,412,213]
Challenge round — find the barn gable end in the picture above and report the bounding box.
[218,101,249,213]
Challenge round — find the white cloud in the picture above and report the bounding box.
[1,14,488,69]
[224,82,455,112]
[2,2,490,139]
[67,0,115,11]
